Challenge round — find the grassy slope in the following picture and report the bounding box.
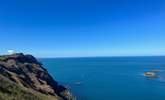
[0,74,60,100]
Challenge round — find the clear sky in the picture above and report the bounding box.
[0,0,165,57]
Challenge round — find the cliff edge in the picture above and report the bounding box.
[0,53,75,100]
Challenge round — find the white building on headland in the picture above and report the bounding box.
[7,50,15,54]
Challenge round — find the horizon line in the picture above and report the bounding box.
[37,55,165,59]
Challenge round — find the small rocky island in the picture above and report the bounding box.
[144,72,157,78]
[143,69,161,78]
[0,53,75,100]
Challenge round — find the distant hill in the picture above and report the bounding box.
[0,53,75,100]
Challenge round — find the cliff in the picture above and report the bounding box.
[0,53,74,100]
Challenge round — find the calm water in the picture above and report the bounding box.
[39,57,165,100]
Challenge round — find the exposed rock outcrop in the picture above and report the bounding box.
[0,53,75,100]
[143,69,162,78]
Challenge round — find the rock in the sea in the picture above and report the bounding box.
[143,69,163,78]
[143,71,159,78]
[0,53,75,100]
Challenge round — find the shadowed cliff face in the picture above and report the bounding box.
[0,53,74,100]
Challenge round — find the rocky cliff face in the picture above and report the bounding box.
[0,53,74,100]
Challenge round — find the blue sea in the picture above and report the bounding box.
[39,57,165,100]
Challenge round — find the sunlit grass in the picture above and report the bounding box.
[0,75,59,100]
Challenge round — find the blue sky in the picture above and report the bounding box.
[0,0,165,57]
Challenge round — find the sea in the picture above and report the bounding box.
[39,56,165,100]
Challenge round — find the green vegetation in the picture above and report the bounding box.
[0,75,59,100]
[0,56,6,61]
